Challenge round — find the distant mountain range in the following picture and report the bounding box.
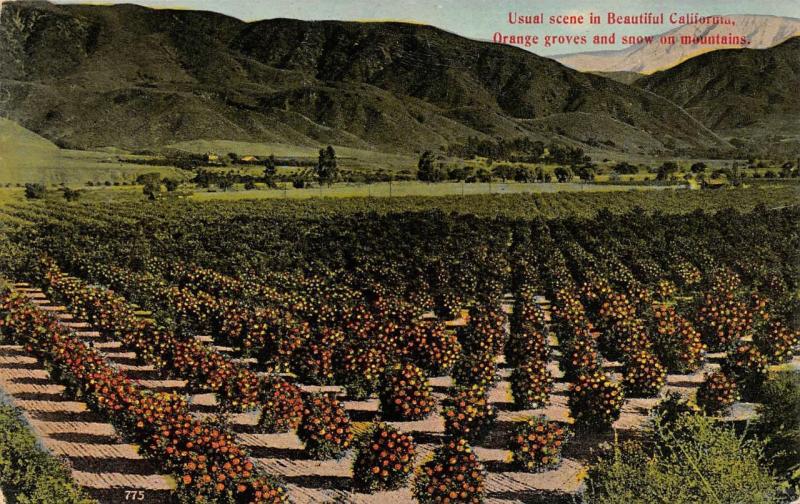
[554,15,800,74]
[0,1,725,156]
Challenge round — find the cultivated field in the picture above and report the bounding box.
[0,195,797,504]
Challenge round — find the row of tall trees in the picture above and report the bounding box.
[418,152,595,183]
[445,137,590,165]
[264,146,339,187]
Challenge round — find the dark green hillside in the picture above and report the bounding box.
[0,1,724,154]
[637,37,800,135]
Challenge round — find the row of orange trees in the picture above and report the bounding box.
[0,290,288,504]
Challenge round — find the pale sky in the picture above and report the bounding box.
[47,0,800,55]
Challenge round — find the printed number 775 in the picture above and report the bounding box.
[125,490,144,500]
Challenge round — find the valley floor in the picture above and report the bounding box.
[190,181,673,201]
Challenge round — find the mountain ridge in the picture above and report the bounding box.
[636,36,800,153]
[634,37,800,130]
[0,1,725,155]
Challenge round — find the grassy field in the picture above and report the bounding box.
[14,181,665,205]
[15,179,797,207]
[0,177,676,207]
[189,180,673,201]
[3,119,793,188]
[167,139,418,173]
[0,119,191,185]
[17,184,796,222]
[0,188,23,206]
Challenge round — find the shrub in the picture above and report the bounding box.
[413,438,486,504]
[672,260,702,288]
[584,413,779,504]
[62,187,82,202]
[442,386,497,442]
[648,392,705,450]
[510,416,570,472]
[594,291,637,327]
[297,393,353,460]
[560,334,600,382]
[754,320,799,364]
[721,342,769,400]
[504,324,549,368]
[695,291,753,351]
[23,183,46,199]
[510,357,553,409]
[0,403,95,504]
[622,350,666,398]
[405,320,461,375]
[695,371,739,415]
[230,474,288,504]
[338,342,385,400]
[163,178,180,191]
[568,371,624,431]
[458,304,508,356]
[352,423,416,493]
[451,350,498,388]
[217,366,262,412]
[651,305,706,373]
[600,319,653,360]
[511,291,547,335]
[651,392,700,428]
[754,371,800,498]
[433,290,462,320]
[257,375,304,433]
[140,172,162,199]
[654,280,677,301]
[291,327,343,385]
[379,362,435,421]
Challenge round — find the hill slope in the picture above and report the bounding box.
[0,116,59,158]
[0,118,188,184]
[636,37,800,147]
[0,1,724,155]
[590,71,643,85]
[554,15,800,73]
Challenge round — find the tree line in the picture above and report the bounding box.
[445,137,590,165]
